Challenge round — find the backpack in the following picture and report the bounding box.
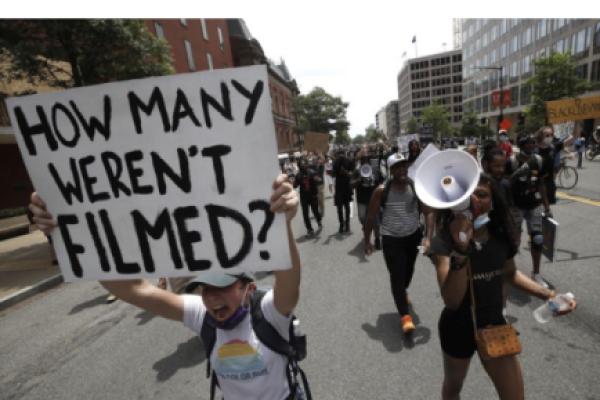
[508,154,543,209]
[200,289,312,400]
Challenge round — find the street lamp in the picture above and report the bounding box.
[472,65,504,134]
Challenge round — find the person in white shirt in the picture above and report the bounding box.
[29,174,302,400]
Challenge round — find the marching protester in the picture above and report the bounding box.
[332,150,354,234]
[29,174,308,400]
[506,133,551,288]
[294,158,323,235]
[324,155,334,195]
[352,148,384,249]
[429,173,576,400]
[315,154,326,216]
[408,139,421,164]
[497,129,513,159]
[535,125,574,204]
[363,152,435,335]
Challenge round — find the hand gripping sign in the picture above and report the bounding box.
[7,65,291,281]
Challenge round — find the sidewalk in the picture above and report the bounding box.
[0,227,62,311]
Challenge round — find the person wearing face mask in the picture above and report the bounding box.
[28,174,303,400]
[497,129,513,159]
[293,158,323,236]
[429,174,576,400]
[506,133,550,288]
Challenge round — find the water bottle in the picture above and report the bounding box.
[292,318,307,361]
[533,292,575,323]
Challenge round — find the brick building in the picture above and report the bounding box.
[227,19,299,153]
[144,19,233,72]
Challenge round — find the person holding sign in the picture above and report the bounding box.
[29,174,306,400]
[429,173,576,400]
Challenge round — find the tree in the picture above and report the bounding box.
[293,87,350,135]
[406,117,419,134]
[460,111,479,138]
[524,52,591,132]
[364,124,386,143]
[333,130,351,146]
[352,134,366,145]
[421,103,452,141]
[0,20,174,89]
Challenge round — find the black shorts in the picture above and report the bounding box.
[438,308,506,359]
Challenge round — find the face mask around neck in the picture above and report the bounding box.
[205,284,250,330]
[473,212,490,229]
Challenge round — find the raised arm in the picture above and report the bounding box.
[29,193,185,321]
[270,174,301,316]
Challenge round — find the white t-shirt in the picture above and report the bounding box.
[183,289,292,400]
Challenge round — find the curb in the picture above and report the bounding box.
[0,274,63,312]
[0,223,30,241]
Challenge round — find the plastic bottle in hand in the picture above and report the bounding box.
[533,292,575,323]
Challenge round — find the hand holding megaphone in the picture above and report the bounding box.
[449,213,473,253]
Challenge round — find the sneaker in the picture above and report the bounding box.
[307,229,314,236]
[106,294,118,304]
[374,237,381,250]
[339,225,344,234]
[401,315,416,334]
[532,273,549,289]
[317,221,323,229]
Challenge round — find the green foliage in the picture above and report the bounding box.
[352,134,366,145]
[333,130,352,145]
[406,117,419,134]
[293,87,350,134]
[460,111,479,138]
[525,52,591,132]
[364,124,386,143]
[0,20,174,88]
[421,103,451,141]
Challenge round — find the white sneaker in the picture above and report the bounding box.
[532,274,549,289]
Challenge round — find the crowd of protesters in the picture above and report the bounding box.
[30,126,586,400]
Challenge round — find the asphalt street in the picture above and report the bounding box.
[1,156,600,400]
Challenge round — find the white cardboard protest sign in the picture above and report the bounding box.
[7,65,291,281]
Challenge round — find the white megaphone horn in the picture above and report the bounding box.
[414,149,481,211]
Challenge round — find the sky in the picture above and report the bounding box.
[10,0,590,138]
[245,13,454,137]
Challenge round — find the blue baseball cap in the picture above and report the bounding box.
[185,272,255,293]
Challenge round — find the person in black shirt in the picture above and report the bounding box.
[333,150,354,233]
[430,173,576,400]
[535,126,574,204]
[352,149,384,248]
[293,158,322,235]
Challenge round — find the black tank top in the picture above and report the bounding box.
[431,231,514,327]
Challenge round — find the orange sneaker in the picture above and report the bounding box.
[401,315,415,334]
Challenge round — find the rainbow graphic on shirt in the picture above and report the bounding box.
[214,339,267,380]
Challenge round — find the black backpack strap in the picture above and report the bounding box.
[380,179,392,209]
[250,290,312,400]
[200,312,218,400]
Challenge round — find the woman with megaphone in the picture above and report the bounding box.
[429,173,576,400]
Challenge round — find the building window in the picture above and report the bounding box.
[575,28,587,54]
[520,85,531,105]
[511,35,519,54]
[522,55,532,75]
[184,40,195,71]
[538,19,547,39]
[154,22,165,40]
[523,27,532,47]
[500,19,507,35]
[500,42,507,59]
[201,19,209,40]
[591,60,600,82]
[555,39,565,53]
[575,64,588,80]
[594,22,600,54]
[206,52,213,70]
[510,61,519,81]
[180,18,187,27]
[217,27,225,51]
[510,86,519,105]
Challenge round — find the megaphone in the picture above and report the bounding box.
[360,163,373,178]
[414,149,481,211]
